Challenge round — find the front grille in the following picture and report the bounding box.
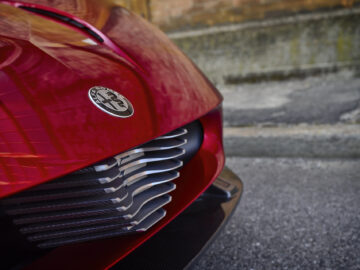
[1,121,202,249]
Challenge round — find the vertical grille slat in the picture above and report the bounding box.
[1,121,203,248]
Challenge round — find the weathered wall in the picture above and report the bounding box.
[169,9,360,85]
[124,0,359,32]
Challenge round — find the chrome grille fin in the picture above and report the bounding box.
[1,122,203,248]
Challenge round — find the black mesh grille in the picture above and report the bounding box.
[1,121,202,249]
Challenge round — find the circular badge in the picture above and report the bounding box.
[88,86,134,118]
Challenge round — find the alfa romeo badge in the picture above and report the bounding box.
[88,86,134,118]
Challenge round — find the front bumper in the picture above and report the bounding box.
[112,166,243,270]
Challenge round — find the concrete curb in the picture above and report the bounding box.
[224,124,360,158]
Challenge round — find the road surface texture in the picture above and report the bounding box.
[222,72,360,126]
[192,157,360,270]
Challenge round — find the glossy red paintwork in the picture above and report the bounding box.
[0,1,225,269]
[0,1,222,198]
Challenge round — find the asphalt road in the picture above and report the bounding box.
[192,157,360,270]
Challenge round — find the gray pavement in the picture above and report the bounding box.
[222,73,360,126]
[192,157,360,270]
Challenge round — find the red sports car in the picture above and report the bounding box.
[0,1,243,269]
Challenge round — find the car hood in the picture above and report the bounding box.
[0,1,222,197]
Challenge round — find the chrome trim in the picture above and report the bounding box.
[27,199,170,241]
[118,149,185,172]
[83,128,187,173]
[130,195,171,226]
[155,128,188,140]
[120,183,176,219]
[7,187,128,215]
[3,124,192,248]
[130,171,180,197]
[134,209,167,232]
[125,160,183,186]
[114,138,187,161]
